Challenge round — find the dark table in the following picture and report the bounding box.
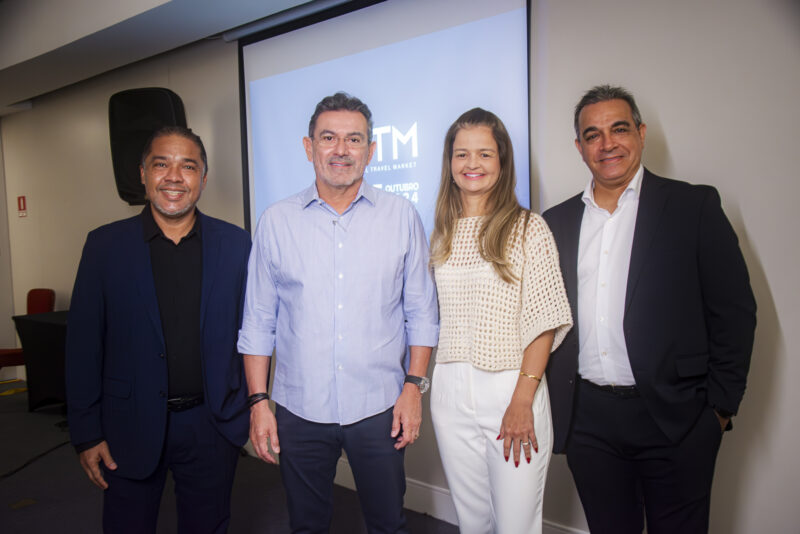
[12,310,68,411]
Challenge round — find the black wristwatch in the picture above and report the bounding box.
[404,374,431,394]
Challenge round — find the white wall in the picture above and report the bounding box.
[532,0,800,532]
[0,131,17,380]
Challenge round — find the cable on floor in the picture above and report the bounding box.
[0,439,71,480]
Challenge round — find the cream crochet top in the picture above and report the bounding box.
[434,213,573,371]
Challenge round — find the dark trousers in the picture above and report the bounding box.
[566,379,723,534]
[276,404,408,534]
[102,405,240,534]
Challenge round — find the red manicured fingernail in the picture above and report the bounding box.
[534,445,539,453]
[504,454,509,462]
[496,434,502,440]
[515,460,519,467]
[526,457,531,464]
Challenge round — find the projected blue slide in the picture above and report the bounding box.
[247,8,528,235]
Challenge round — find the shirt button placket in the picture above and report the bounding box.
[333,220,343,342]
[332,217,345,420]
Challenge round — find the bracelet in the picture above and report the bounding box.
[519,371,542,382]
[247,392,270,407]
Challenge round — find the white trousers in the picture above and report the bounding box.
[430,361,553,534]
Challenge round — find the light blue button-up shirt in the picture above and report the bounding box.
[238,181,439,425]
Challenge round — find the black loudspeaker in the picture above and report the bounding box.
[109,88,187,205]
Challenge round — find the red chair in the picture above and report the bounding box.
[27,288,56,315]
[0,288,56,370]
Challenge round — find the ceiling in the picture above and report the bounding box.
[0,0,359,117]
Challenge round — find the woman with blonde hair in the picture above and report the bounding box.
[430,108,572,533]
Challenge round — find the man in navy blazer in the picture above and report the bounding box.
[66,126,250,533]
[543,86,756,533]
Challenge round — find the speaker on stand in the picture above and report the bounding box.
[108,88,186,205]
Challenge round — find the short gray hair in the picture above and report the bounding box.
[308,92,373,141]
[574,85,642,137]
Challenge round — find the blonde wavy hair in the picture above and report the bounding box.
[430,108,526,284]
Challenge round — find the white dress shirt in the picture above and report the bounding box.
[577,166,643,386]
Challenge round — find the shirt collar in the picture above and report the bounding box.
[299,183,319,208]
[300,179,376,210]
[141,204,201,242]
[357,180,377,206]
[582,165,644,209]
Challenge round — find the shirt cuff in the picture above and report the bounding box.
[237,329,276,356]
[406,323,439,347]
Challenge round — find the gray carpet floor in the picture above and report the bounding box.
[0,379,458,533]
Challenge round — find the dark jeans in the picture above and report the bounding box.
[102,405,240,534]
[566,379,723,534]
[276,404,408,534]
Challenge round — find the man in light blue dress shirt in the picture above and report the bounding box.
[238,92,439,533]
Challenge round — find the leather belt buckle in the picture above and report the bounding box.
[167,393,204,412]
[580,378,640,398]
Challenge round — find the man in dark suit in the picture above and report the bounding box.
[543,85,756,534]
[66,126,251,534]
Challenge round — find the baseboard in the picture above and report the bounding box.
[333,457,589,533]
[240,449,587,532]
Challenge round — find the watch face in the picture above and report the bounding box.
[405,374,431,394]
[418,376,431,394]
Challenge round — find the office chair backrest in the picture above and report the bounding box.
[27,288,55,315]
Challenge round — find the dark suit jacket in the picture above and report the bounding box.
[543,170,756,453]
[66,210,251,479]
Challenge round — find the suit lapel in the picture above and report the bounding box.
[625,170,668,314]
[561,196,584,317]
[131,219,165,345]
[199,213,219,332]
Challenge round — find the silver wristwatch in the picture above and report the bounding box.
[404,374,431,394]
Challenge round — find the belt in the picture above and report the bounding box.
[167,393,204,412]
[580,378,640,398]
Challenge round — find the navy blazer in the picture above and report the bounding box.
[543,170,756,453]
[66,210,251,479]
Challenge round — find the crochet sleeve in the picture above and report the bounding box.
[519,214,573,353]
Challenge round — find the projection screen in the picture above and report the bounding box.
[240,0,529,234]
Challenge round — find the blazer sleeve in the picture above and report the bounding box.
[65,231,107,447]
[698,186,757,415]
